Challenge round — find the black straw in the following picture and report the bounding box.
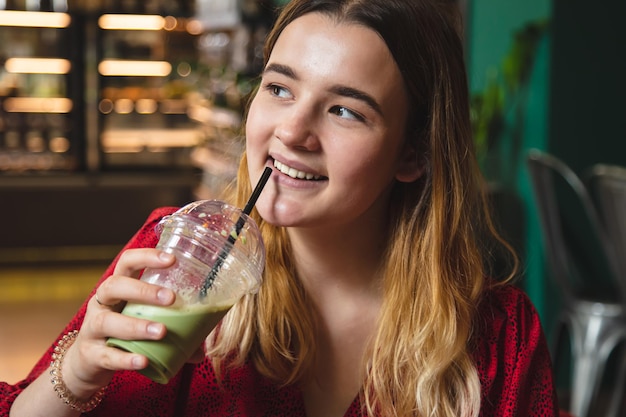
[199,167,272,298]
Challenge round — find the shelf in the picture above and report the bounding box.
[98,59,172,77]
[98,14,165,31]
[4,57,71,74]
[2,97,72,113]
[0,10,70,28]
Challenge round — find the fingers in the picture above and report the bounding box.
[63,332,149,393]
[86,249,177,341]
[98,345,149,371]
[82,248,176,360]
[94,248,177,308]
[60,248,180,391]
[93,276,175,310]
[114,248,175,278]
[94,290,118,308]
[89,303,168,340]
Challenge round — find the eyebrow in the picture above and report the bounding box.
[264,63,297,80]
[263,63,384,116]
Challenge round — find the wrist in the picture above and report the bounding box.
[50,330,107,413]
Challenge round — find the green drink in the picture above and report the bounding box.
[109,301,232,384]
[106,200,265,384]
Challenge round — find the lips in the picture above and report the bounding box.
[273,159,325,180]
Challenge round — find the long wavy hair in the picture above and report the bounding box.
[207,1,518,416]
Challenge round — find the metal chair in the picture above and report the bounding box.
[586,163,626,417]
[526,149,626,417]
[586,164,626,296]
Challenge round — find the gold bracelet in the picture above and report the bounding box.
[50,330,106,413]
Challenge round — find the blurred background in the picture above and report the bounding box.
[1,0,625,415]
[0,0,286,385]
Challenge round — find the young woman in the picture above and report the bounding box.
[2,0,559,416]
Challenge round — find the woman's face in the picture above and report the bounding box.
[246,12,419,230]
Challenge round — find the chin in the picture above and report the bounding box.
[255,201,302,228]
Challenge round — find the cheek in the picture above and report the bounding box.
[333,143,402,197]
[245,100,269,153]
[340,144,392,177]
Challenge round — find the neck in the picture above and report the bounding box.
[288,220,388,417]
[287,216,388,302]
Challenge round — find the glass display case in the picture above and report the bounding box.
[0,1,283,258]
[94,8,203,171]
[0,2,203,258]
[0,5,84,173]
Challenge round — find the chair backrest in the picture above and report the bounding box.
[526,149,620,304]
[586,163,626,303]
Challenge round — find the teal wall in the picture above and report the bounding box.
[466,0,556,332]
[468,0,551,94]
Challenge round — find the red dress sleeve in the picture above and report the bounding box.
[474,284,560,417]
[0,207,178,416]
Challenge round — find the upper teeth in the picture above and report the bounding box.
[274,160,321,180]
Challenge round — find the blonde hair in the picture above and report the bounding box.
[207,1,518,416]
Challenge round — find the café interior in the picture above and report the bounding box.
[1,1,626,416]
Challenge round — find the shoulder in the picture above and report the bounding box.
[473,283,546,363]
[147,206,180,222]
[473,284,559,416]
[477,283,541,329]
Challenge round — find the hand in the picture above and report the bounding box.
[61,248,177,398]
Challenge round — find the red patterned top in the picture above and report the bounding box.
[0,207,561,417]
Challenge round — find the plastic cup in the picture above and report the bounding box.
[106,199,265,384]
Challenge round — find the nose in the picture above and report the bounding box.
[274,104,321,151]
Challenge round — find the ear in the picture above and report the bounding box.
[395,143,425,183]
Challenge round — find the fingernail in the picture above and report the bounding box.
[157,288,174,303]
[147,323,162,336]
[132,355,145,369]
[159,251,174,262]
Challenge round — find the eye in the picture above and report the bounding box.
[264,83,292,99]
[329,105,365,122]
